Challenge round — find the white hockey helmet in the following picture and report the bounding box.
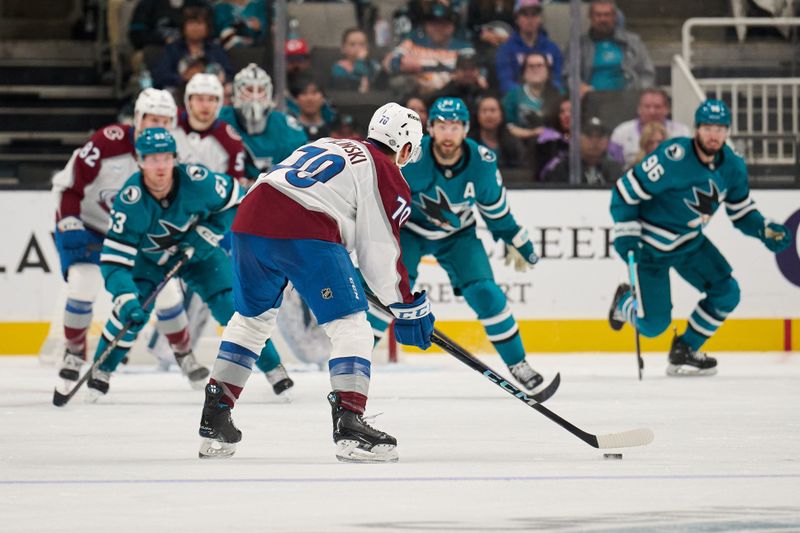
[134,88,177,131]
[184,73,224,120]
[232,63,274,135]
[367,102,424,168]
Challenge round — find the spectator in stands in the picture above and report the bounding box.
[129,0,209,50]
[288,76,335,140]
[469,94,523,168]
[467,0,515,78]
[330,28,384,93]
[152,6,234,92]
[608,88,691,167]
[495,0,564,95]
[286,37,313,88]
[427,50,489,110]
[503,52,561,142]
[540,115,622,184]
[403,94,429,130]
[383,4,474,96]
[631,120,667,169]
[563,0,654,96]
[407,0,469,38]
[533,95,571,180]
[213,0,268,50]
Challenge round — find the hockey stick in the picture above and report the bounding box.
[367,293,653,448]
[627,251,644,380]
[52,248,194,407]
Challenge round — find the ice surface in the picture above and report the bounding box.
[1,353,798,532]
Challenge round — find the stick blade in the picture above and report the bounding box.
[52,388,70,407]
[596,428,654,449]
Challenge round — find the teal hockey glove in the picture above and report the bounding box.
[612,221,642,262]
[112,293,146,325]
[181,225,222,260]
[505,228,539,272]
[760,221,792,253]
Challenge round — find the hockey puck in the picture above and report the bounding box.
[603,453,623,460]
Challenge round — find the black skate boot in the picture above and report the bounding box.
[175,350,210,390]
[508,360,544,391]
[198,383,241,459]
[265,364,294,397]
[667,335,717,376]
[328,391,398,463]
[608,283,631,331]
[58,348,85,382]
[86,369,111,402]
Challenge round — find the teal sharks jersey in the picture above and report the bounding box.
[611,137,764,255]
[401,136,522,243]
[219,105,308,180]
[99,163,243,298]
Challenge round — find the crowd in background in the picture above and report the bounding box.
[121,0,697,184]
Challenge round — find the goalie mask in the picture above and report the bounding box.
[232,63,274,135]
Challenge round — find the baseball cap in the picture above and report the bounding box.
[514,0,542,15]
[426,3,457,23]
[583,116,609,136]
[285,38,310,60]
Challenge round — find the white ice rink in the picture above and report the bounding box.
[1,352,798,532]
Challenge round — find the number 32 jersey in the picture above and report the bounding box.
[233,137,414,306]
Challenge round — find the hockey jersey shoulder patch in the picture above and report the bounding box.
[102,125,127,142]
[664,143,685,162]
[119,184,142,205]
[186,164,209,181]
[225,123,242,141]
[477,144,497,163]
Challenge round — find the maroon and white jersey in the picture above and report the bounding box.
[173,111,245,181]
[233,138,414,306]
[52,124,138,233]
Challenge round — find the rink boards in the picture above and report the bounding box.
[1,189,799,354]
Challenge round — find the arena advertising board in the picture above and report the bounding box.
[0,190,798,353]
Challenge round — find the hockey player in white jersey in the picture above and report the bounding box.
[51,88,209,390]
[197,103,435,462]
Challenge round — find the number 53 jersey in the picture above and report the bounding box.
[233,137,414,306]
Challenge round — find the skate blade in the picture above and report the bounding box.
[335,440,398,463]
[198,438,236,459]
[666,364,718,377]
[187,377,207,391]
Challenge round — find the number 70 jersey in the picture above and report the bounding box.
[232,137,415,306]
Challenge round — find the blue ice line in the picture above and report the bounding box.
[1,473,799,486]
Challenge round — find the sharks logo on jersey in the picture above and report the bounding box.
[143,216,199,264]
[416,187,473,231]
[684,180,724,228]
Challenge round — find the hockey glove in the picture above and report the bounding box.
[113,293,146,325]
[389,291,435,350]
[181,225,223,261]
[759,221,792,253]
[505,228,539,272]
[612,221,642,262]
[54,217,93,278]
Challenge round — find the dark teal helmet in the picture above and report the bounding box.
[135,127,177,158]
[695,99,731,127]
[428,97,470,130]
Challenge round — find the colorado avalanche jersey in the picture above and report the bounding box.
[218,105,308,179]
[52,124,138,233]
[232,137,414,306]
[401,136,523,243]
[99,163,242,297]
[172,111,245,181]
[611,137,761,255]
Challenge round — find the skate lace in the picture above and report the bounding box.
[361,412,384,430]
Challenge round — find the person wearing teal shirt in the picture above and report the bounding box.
[609,100,792,376]
[366,97,551,394]
[213,0,268,49]
[219,63,308,181]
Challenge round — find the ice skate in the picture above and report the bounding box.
[666,336,717,376]
[58,348,84,382]
[265,364,294,397]
[175,350,209,390]
[86,369,111,402]
[608,283,631,331]
[508,360,546,392]
[328,391,398,463]
[198,383,241,459]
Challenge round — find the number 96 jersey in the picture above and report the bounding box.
[233,137,414,306]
